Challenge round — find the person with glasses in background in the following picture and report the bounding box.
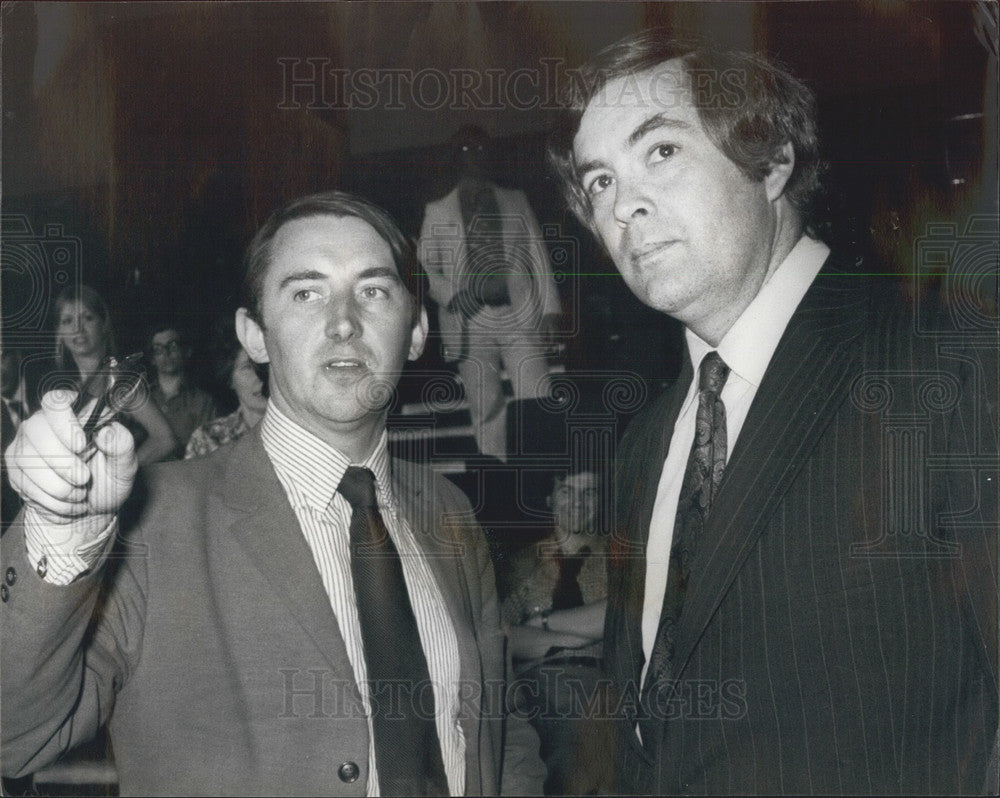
[147,320,216,457]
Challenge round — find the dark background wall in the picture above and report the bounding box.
[2,1,996,389]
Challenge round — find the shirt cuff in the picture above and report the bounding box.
[23,507,117,586]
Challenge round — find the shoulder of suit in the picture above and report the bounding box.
[143,430,255,495]
[390,456,474,512]
[623,384,680,431]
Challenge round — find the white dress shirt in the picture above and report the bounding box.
[640,235,830,687]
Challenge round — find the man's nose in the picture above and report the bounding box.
[612,176,653,227]
[325,295,361,340]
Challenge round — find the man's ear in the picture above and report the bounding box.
[235,308,270,364]
[765,141,796,202]
[407,305,429,361]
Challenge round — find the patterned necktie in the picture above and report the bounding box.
[645,352,730,693]
[338,466,449,797]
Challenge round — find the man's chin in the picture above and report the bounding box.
[322,377,397,416]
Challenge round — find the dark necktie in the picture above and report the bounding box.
[551,546,591,611]
[645,352,730,694]
[338,466,449,797]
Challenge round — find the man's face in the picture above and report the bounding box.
[237,214,427,443]
[151,329,186,377]
[572,59,790,341]
[551,471,600,536]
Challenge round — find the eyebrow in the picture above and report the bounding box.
[627,112,692,147]
[277,266,401,291]
[575,112,693,177]
[277,269,327,291]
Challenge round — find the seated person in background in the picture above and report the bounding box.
[51,284,177,466]
[501,467,609,795]
[186,318,268,458]
[147,321,216,456]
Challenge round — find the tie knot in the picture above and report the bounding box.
[337,466,378,511]
[699,351,729,395]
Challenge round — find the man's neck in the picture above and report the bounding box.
[691,217,804,347]
[268,402,388,464]
[554,529,595,555]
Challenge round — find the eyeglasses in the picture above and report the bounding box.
[152,341,182,356]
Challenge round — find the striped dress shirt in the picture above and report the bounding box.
[261,406,466,796]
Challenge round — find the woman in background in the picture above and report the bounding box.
[52,285,177,466]
[185,318,267,458]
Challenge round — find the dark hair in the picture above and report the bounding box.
[146,319,187,347]
[206,315,268,405]
[547,30,826,234]
[449,124,491,151]
[52,284,116,370]
[240,190,423,325]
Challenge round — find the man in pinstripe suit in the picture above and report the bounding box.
[1,192,544,795]
[548,31,998,794]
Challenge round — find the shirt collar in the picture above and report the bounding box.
[260,402,394,513]
[686,235,830,389]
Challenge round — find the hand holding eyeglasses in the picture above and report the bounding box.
[4,355,141,529]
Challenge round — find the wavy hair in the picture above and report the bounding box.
[547,30,826,235]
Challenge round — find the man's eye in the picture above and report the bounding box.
[360,285,388,300]
[585,174,614,197]
[650,143,677,162]
[292,288,320,302]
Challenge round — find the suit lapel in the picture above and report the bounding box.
[220,430,356,681]
[606,356,692,757]
[670,262,869,679]
[625,355,694,550]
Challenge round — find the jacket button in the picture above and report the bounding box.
[5,567,16,586]
[337,761,360,783]
[1,584,8,602]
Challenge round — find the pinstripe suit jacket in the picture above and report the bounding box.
[604,256,998,794]
[1,428,545,796]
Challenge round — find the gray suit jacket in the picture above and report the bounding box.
[1,428,544,796]
[603,257,998,794]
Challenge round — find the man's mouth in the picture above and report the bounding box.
[630,240,679,268]
[323,358,367,370]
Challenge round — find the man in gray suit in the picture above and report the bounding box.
[2,191,545,795]
[548,30,997,794]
